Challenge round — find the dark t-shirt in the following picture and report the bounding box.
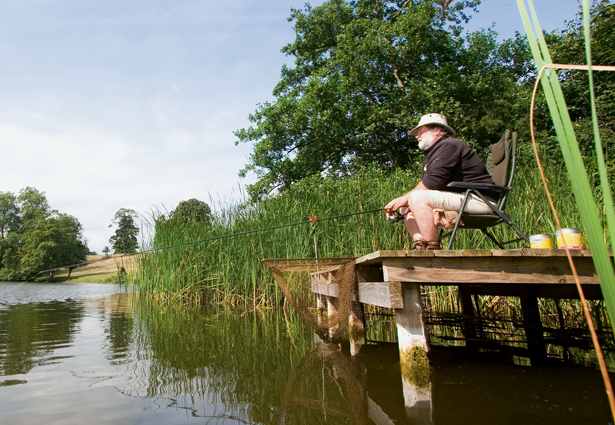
[421,136,497,201]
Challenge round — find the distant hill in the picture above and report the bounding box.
[52,254,138,283]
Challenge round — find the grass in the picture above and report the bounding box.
[129,145,609,307]
[51,255,137,284]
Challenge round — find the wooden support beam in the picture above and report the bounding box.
[395,283,432,423]
[458,286,482,349]
[312,280,403,308]
[357,282,403,309]
[395,284,429,355]
[520,288,547,364]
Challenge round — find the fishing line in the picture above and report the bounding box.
[25,207,385,281]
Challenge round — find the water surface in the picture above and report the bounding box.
[0,282,612,424]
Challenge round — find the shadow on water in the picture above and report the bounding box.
[0,283,613,424]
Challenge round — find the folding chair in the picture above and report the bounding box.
[440,129,530,250]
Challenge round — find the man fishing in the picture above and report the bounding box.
[384,113,496,250]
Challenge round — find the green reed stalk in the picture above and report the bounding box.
[130,156,590,306]
[516,0,615,336]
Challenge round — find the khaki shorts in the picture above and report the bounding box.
[428,191,494,213]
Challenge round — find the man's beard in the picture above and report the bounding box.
[418,139,435,150]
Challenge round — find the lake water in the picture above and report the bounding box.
[0,282,613,424]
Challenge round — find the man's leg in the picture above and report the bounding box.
[405,190,438,242]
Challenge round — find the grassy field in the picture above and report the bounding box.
[52,254,138,283]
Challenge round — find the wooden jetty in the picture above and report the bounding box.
[304,248,612,422]
[352,248,606,358]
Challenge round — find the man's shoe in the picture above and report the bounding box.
[412,239,441,250]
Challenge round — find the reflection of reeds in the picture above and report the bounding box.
[130,158,604,306]
[110,295,316,420]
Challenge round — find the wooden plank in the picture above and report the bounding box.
[357,281,403,308]
[456,283,604,300]
[381,256,601,285]
[311,280,403,307]
[355,249,606,265]
[355,250,410,265]
[311,281,358,300]
[433,249,465,257]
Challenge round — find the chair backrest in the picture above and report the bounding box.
[485,129,517,210]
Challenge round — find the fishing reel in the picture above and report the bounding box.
[388,211,406,224]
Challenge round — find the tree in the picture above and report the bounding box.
[18,186,51,227]
[0,188,90,281]
[235,0,534,199]
[102,246,111,257]
[0,192,19,239]
[109,208,139,254]
[19,213,89,278]
[547,0,615,161]
[169,199,212,225]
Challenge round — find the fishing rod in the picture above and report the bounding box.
[25,207,387,282]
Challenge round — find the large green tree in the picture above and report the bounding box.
[109,208,139,254]
[548,0,615,161]
[19,214,90,278]
[0,188,89,281]
[235,0,534,199]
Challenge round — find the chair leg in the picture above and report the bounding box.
[447,190,472,250]
[471,190,530,244]
[481,229,505,249]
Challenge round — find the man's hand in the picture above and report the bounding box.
[384,182,429,219]
[384,193,410,219]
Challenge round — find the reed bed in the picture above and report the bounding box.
[130,144,608,308]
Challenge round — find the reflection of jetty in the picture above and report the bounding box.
[270,248,613,422]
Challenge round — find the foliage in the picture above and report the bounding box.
[517,0,615,342]
[169,198,212,225]
[0,192,19,239]
[18,214,90,277]
[547,0,615,181]
[109,208,139,255]
[0,187,89,281]
[235,0,536,199]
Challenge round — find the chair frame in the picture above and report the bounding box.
[439,131,530,250]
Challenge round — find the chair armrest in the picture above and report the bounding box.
[446,181,511,192]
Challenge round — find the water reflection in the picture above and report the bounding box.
[0,283,612,424]
[0,299,84,375]
[108,296,317,422]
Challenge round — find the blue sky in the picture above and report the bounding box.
[0,0,581,254]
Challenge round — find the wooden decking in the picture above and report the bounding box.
[355,248,605,304]
[326,248,611,418]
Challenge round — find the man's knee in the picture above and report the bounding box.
[408,190,432,208]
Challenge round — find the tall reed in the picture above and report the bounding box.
[130,144,600,306]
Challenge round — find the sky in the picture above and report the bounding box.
[0,0,582,254]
